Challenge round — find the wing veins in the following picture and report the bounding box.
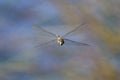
[64,38,89,46]
[63,22,87,37]
[32,26,57,38]
[34,39,56,49]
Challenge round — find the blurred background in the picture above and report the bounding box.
[0,0,120,80]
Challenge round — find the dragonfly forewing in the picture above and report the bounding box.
[63,22,88,38]
[32,26,57,45]
[32,26,57,38]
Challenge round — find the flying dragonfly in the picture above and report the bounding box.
[33,22,89,48]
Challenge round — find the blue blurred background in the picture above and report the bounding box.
[0,0,120,80]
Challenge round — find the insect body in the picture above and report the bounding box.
[57,36,64,46]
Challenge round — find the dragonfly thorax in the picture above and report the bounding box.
[57,36,64,46]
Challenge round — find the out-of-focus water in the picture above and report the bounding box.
[0,0,120,80]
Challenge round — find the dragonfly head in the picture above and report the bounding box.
[57,35,60,37]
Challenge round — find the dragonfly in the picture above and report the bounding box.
[33,22,89,48]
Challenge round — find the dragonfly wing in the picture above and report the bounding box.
[32,26,57,38]
[32,26,57,44]
[63,22,88,37]
[33,39,56,49]
[64,38,90,46]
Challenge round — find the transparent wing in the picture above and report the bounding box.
[32,26,57,45]
[63,22,88,37]
[64,38,90,46]
[33,39,56,49]
[32,26,57,38]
